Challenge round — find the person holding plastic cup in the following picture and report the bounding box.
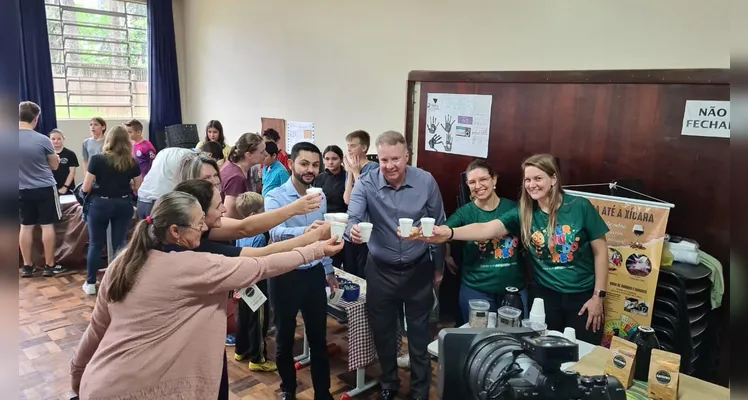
[264,142,338,400]
[346,131,445,400]
[408,154,609,345]
[444,159,528,322]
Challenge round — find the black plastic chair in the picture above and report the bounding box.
[165,124,200,149]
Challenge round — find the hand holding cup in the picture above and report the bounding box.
[351,224,363,244]
[306,220,331,240]
[322,236,345,257]
[293,193,322,215]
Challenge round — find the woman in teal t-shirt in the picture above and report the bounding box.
[413,154,609,345]
[445,160,527,322]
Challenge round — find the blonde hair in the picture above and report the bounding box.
[519,154,564,248]
[229,132,264,163]
[102,125,136,171]
[236,192,264,218]
[49,128,65,139]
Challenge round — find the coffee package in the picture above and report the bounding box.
[647,349,681,400]
[605,336,637,388]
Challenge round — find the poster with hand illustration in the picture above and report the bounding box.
[425,93,492,158]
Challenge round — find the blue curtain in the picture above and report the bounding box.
[19,0,57,136]
[147,0,182,151]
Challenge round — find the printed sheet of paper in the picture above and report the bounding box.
[240,285,267,312]
[325,286,344,306]
[681,100,730,138]
[285,121,315,153]
[425,93,493,158]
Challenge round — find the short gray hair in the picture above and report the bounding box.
[178,152,221,183]
[375,130,407,148]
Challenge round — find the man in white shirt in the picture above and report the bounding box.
[136,147,193,219]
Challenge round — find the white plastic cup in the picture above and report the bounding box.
[529,298,546,324]
[563,327,577,343]
[358,222,373,242]
[333,213,349,223]
[488,312,498,328]
[306,187,323,195]
[399,218,414,237]
[521,319,548,335]
[420,217,436,237]
[330,222,346,243]
[323,213,335,223]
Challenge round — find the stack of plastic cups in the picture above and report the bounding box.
[529,298,546,324]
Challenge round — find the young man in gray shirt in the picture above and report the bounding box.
[18,101,66,277]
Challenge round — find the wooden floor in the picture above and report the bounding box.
[19,270,448,400]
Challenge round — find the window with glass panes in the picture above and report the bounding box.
[45,0,148,119]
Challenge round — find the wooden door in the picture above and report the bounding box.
[261,117,286,150]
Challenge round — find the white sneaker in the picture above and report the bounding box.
[397,354,410,369]
[82,282,96,295]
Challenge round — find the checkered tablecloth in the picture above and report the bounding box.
[333,269,401,371]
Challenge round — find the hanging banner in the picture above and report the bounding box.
[565,189,673,348]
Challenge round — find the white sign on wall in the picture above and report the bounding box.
[286,121,315,152]
[425,93,493,158]
[681,100,730,139]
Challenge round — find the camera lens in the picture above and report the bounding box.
[463,331,534,399]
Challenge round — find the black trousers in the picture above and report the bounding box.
[270,266,331,398]
[343,241,368,278]
[366,253,433,398]
[531,284,604,345]
[218,351,228,400]
[235,280,270,363]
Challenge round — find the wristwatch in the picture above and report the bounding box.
[594,289,607,298]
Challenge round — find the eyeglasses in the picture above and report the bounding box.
[181,216,206,232]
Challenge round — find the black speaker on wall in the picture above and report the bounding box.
[165,124,200,149]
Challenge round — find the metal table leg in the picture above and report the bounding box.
[340,368,379,399]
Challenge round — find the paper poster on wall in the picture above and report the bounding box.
[681,100,730,138]
[566,189,673,348]
[425,93,492,158]
[286,121,315,153]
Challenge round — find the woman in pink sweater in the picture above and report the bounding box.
[70,191,343,399]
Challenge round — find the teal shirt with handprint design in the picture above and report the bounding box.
[446,198,525,294]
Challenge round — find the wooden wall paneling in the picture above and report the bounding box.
[412,76,729,267]
[407,70,730,385]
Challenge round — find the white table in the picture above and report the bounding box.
[427,324,595,371]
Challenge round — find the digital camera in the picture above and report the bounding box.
[437,327,626,400]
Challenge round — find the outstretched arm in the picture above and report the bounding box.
[422,219,509,244]
[453,219,508,241]
[239,228,328,257]
[209,194,321,242]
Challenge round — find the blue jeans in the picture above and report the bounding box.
[86,196,133,284]
[136,199,154,220]
[459,283,529,323]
